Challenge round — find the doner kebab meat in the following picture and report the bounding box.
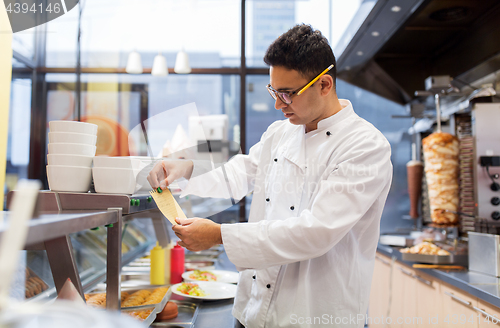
[422,132,459,225]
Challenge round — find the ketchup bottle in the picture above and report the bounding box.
[170,242,185,284]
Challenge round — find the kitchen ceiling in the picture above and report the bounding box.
[336,0,500,105]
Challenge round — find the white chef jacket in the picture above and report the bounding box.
[181,99,393,328]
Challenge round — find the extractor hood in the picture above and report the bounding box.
[336,0,500,105]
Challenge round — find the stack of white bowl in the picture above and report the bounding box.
[46,121,98,192]
[93,156,141,194]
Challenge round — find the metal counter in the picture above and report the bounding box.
[377,244,500,309]
[165,250,240,328]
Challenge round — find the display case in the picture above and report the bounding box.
[5,190,172,310]
[24,220,156,302]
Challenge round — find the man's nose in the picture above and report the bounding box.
[274,97,287,110]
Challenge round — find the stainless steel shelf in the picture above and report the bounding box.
[0,208,122,311]
[13,191,158,214]
[0,211,116,246]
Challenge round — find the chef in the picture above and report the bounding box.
[148,24,393,328]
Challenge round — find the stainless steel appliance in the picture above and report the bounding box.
[472,103,500,221]
[468,231,500,277]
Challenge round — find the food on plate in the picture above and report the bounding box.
[156,301,179,321]
[422,132,459,225]
[188,270,217,281]
[400,241,450,256]
[177,282,206,297]
[125,309,153,321]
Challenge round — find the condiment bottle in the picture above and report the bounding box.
[150,242,165,285]
[170,242,185,284]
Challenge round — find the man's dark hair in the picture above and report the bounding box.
[264,24,336,88]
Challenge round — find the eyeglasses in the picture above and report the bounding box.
[266,64,334,105]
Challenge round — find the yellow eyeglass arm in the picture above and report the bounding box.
[296,64,334,96]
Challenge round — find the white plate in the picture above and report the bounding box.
[171,282,237,300]
[182,270,239,284]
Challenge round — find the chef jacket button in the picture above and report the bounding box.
[266,284,271,288]
[266,198,270,202]
[274,158,278,162]
[290,206,295,210]
[253,275,256,279]
[326,131,331,136]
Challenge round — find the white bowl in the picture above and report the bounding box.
[93,156,141,169]
[47,154,94,167]
[48,132,97,145]
[47,165,92,192]
[48,143,96,156]
[49,120,98,135]
[92,167,138,194]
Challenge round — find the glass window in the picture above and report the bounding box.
[245,75,283,153]
[45,6,79,67]
[46,0,241,68]
[12,26,36,60]
[12,56,27,68]
[5,78,32,206]
[245,0,362,67]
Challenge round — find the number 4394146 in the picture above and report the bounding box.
[6,2,61,14]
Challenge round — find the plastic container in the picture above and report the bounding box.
[170,242,185,284]
[150,242,165,285]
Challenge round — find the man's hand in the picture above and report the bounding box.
[147,159,194,190]
[172,217,222,252]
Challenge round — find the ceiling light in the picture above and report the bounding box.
[152,52,168,76]
[371,31,380,37]
[174,48,191,74]
[125,51,143,74]
[356,51,363,56]
[391,6,401,12]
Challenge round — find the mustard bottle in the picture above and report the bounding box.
[150,242,165,285]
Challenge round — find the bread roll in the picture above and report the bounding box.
[422,132,459,225]
[157,301,178,321]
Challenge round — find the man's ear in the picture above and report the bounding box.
[320,75,334,95]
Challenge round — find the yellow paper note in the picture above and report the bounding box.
[150,188,186,225]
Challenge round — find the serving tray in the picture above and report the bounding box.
[151,300,200,328]
[121,285,173,314]
[401,252,468,265]
[122,305,157,326]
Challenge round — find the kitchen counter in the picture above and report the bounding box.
[157,243,500,327]
[377,244,500,309]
